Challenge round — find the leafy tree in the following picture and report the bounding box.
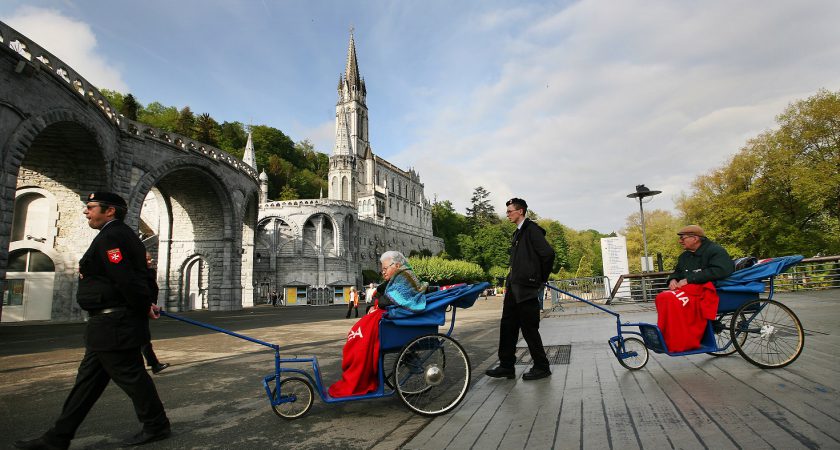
[278,185,299,200]
[194,113,220,147]
[218,121,248,157]
[431,200,469,258]
[122,94,140,120]
[538,219,570,272]
[175,106,196,138]
[139,102,179,132]
[620,209,684,272]
[564,228,606,277]
[457,221,515,271]
[465,186,498,228]
[677,89,840,257]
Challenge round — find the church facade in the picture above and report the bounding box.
[252,33,442,305]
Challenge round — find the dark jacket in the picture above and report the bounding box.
[146,268,159,305]
[77,220,151,350]
[507,218,556,302]
[667,238,735,284]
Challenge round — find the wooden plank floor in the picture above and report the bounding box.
[405,290,840,450]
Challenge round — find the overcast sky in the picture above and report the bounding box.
[3,1,838,232]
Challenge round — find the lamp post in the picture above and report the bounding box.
[627,184,661,301]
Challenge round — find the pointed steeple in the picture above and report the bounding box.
[243,131,256,170]
[345,29,361,91]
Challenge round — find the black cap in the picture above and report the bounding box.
[84,192,127,209]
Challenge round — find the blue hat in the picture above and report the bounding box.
[85,192,127,209]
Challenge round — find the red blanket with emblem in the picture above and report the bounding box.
[655,282,719,352]
[328,308,385,398]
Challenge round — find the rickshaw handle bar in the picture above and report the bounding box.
[159,310,280,351]
[544,283,621,319]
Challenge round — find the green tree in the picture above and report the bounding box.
[123,94,140,121]
[218,121,248,157]
[465,186,498,228]
[564,228,606,277]
[457,221,515,272]
[194,113,220,147]
[175,106,196,138]
[620,209,684,272]
[139,102,179,132]
[431,200,469,259]
[677,89,840,257]
[278,185,299,200]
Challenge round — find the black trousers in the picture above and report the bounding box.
[346,302,359,318]
[498,292,549,371]
[43,348,169,446]
[141,342,160,367]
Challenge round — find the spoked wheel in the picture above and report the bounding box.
[615,337,649,370]
[731,299,804,369]
[707,312,747,356]
[270,377,314,419]
[395,334,470,416]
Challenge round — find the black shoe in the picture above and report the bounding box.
[151,363,170,374]
[121,427,171,447]
[485,366,515,379]
[13,437,68,450]
[522,367,551,381]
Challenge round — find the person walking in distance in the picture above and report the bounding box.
[142,252,169,375]
[345,286,360,318]
[485,198,555,381]
[14,192,171,449]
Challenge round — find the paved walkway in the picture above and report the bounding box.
[406,290,840,450]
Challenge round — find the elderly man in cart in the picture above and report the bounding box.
[656,225,735,352]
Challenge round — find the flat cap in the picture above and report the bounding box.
[85,192,127,208]
[677,225,705,237]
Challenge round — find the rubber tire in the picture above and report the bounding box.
[395,334,470,416]
[271,377,314,419]
[616,337,649,370]
[731,299,804,369]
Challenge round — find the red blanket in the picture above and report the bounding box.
[329,308,385,398]
[655,282,719,352]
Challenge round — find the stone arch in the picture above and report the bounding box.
[177,253,212,311]
[2,109,114,321]
[301,213,339,257]
[130,159,239,311]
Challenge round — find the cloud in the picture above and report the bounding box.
[3,6,128,92]
[389,0,840,232]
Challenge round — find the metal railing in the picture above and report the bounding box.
[603,255,840,304]
[546,276,611,307]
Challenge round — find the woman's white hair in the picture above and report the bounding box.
[380,250,408,267]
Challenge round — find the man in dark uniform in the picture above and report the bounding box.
[486,198,556,381]
[142,252,169,374]
[14,192,171,450]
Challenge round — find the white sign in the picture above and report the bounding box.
[601,236,631,299]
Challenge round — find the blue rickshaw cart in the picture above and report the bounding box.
[545,256,805,370]
[161,282,489,418]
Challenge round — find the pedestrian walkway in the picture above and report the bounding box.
[406,290,840,449]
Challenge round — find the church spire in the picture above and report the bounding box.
[345,28,362,91]
[243,131,257,170]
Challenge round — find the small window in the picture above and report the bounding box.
[7,249,55,272]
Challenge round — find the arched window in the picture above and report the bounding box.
[7,249,55,272]
[342,176,349,201]
[12,192,51,243]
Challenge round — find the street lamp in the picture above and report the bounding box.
[627,184,662,272]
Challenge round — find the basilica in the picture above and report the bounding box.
[249,33,443,306]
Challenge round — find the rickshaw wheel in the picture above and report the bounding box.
[707,312,747,356]
[616,337,649,370]
[731,299,804,369]
[396,334,470,416]
[271,377,314,419]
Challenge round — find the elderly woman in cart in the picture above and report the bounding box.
[656,225,735,352]
[329,251,427,397]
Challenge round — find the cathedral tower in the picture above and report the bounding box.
[328,31,370,203]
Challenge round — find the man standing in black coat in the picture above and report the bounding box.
[15,192,170,450]
[486,198,556,381]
